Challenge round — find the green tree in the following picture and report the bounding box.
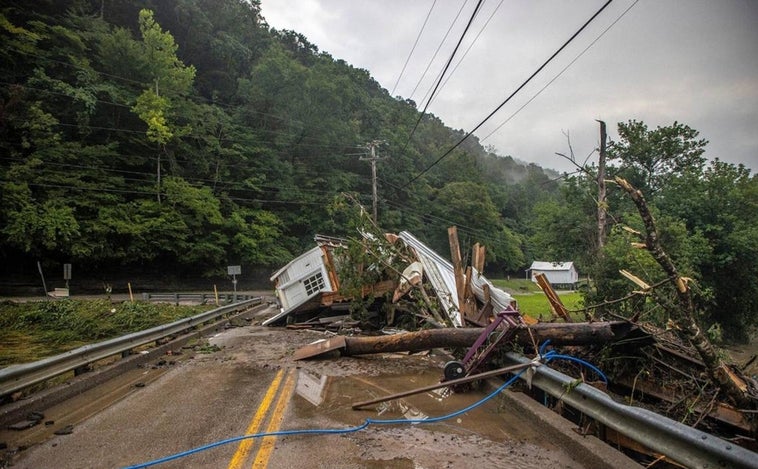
[608,120,707,195]
[130,9,196,203]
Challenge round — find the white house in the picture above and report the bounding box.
[528,261,579,288]
[264,243,337,326]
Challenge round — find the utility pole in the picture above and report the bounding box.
[360,141,386,223]
[596,120,608,250]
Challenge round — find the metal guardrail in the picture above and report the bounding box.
[141,292,257,303]
[0,297,262,397]
[502,352,757,469]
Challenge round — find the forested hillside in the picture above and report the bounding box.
[0,0,555,281]
[1,1,756,340]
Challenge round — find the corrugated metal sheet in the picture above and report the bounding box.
[398,231,462,327]
[470,267,515,313]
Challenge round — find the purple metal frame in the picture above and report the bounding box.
[459,305,524,376]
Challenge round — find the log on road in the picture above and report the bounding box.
[339,321,637,357]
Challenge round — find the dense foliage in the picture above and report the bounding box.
[530,121,757,341]
[1,1,755,340]
[0,0,554,282]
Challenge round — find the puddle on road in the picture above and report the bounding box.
[288,367,584,468]
[293,367,541,443]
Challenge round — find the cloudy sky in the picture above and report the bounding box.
[259,0,757,173]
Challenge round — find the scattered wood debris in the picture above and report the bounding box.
[272,215,758,457]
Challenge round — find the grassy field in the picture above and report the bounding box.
[490,278,585,320]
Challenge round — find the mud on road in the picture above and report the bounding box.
[3,304,636,468]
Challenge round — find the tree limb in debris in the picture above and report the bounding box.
[614,176,752,409]
[339,321,637,357]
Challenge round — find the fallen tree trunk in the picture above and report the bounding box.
[341,321,637,356]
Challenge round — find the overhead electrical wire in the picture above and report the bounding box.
[480,0,640,144]
[420,0,506,108]
[417,0,484,116]
[0,180,327,206]
[405,0,614,186]
[407,0,470,102]
[0,156,347,199]
[401,0,485,154]
[3,106,363,153]
[391,0,438,96]
[3,44,371,153]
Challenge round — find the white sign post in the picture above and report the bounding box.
[227,265,241,302]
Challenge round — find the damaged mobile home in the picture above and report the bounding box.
[265,230,515,328]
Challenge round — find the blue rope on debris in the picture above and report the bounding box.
[123,346,606,469]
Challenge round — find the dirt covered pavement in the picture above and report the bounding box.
[5,305,634,468]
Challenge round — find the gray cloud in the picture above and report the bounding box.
[261,0,757,173]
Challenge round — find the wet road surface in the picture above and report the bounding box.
[3,307,630,468]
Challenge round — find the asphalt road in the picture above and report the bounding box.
[3,306,636,469]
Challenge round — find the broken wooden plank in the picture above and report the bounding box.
[352,361,533,410]
[293,336,348,360]
[448,226,466,316]
[534,272,572,322]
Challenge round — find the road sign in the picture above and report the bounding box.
[227,265,241,276]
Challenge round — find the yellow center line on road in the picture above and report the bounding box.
[227,369,286,469]
[252,368,298,469]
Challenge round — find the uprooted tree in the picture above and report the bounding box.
[614,176,754,409]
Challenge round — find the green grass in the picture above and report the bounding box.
[0,299,212,366]
[490,277,586,321]
[489,278,542,294]
[512,292,584,320]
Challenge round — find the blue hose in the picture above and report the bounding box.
[124,348,604,469]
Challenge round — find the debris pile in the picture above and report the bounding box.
[266,229,517,331]
[268,223,758,462]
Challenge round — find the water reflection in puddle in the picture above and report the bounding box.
[293,368,515,434]
[295,369,330,406]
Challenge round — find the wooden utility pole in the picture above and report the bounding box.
[360,141,385,223]
[448,226,466,314]
[597,120,607,250]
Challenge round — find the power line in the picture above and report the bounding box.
[401,0,484,154]
[391,0,438,96]
[0,156,357,199]
[429,0,505,102]
[418,0,483,115]
[1,180,328,206]
[407,0,470,102]
[3,112,362,152]
[405,0,614,186]
[480,0,639,143]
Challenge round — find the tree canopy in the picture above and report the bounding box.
[0,0,551,279]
